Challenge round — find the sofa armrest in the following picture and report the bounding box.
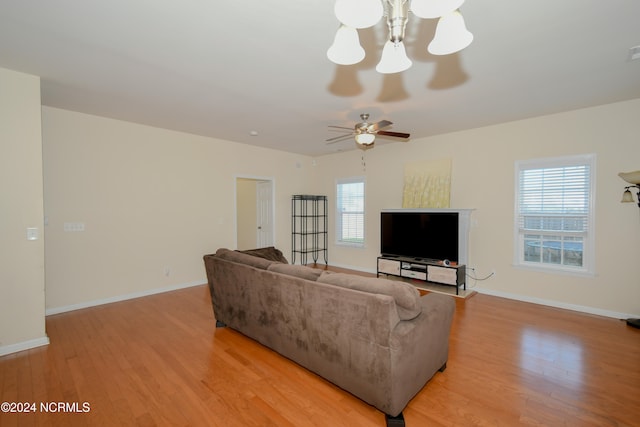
[386,292,455,416]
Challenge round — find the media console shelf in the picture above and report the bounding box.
[377,256,466,295]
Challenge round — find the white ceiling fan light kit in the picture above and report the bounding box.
[355,132,376,145]
[328,0,474,73]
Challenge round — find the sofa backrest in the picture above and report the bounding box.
[237,246,289,263]
[207,255,401,348]
[214,248,276,270]
[266,263,324,281]
[317,272,422,320]
[208,248,422,321]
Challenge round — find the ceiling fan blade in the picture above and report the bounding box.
[326,134,354,143]
[369,120,393,132]
[327,130,353,136]
[377,130,410,139]
[328,125,354,130]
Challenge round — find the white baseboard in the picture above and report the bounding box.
[474,287,638,320]
[0,336,50,357]
[45,280,206,316]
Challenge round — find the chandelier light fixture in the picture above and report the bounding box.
[327,0,473,74]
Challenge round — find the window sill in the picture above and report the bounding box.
[512,263,596,278]
[336,241,365,249]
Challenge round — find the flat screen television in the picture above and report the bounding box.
[381,210,459,263]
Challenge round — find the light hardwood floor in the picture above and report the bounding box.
[1,283,639,426]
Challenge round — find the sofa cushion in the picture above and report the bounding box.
[317,272,421,320]
[238,246,289,263]
[267,263,323,281]
[215,248,275,270]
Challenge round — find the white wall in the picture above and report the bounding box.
[313,99,640,318]
[0,68,49,355]
[2,66,633,357]
[30,97,640,326]
[42,107,313,312]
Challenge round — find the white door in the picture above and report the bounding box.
[256,181,274,247]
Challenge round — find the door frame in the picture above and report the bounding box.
[234,175,276,249]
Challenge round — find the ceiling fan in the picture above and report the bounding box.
[326,113,410,147]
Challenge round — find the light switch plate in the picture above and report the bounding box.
[27,227,39,240]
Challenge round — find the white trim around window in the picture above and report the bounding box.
[513,154,596,276]
[335,176,365,248]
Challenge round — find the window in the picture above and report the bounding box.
[336,177,365,247]
[514,154,595,275]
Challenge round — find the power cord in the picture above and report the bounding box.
[467,268,495,281]
[465,267,494,289]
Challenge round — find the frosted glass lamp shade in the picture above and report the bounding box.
[327,25,365,65]
[355,133,375,145]
[618,171,640,185]
[411,0,465,19]
[334,0,383,29]
[376,41,412,73]
[428,11,473,55]
[621,189,634,203]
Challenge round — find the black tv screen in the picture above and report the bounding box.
[381,211,459,263]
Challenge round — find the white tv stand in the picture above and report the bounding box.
[377,256,466,295]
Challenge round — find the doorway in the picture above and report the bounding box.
[235,177,275,250]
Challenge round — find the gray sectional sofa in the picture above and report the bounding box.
[203,247,455,423]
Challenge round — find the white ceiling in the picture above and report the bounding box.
[1,1,639,156]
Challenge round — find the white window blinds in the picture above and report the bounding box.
[518,165,590,233]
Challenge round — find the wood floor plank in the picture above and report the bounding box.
[1,283,639,426]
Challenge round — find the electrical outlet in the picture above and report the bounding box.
[491,268,496,278]
[64,222,85,232]
[164,266,171,277]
